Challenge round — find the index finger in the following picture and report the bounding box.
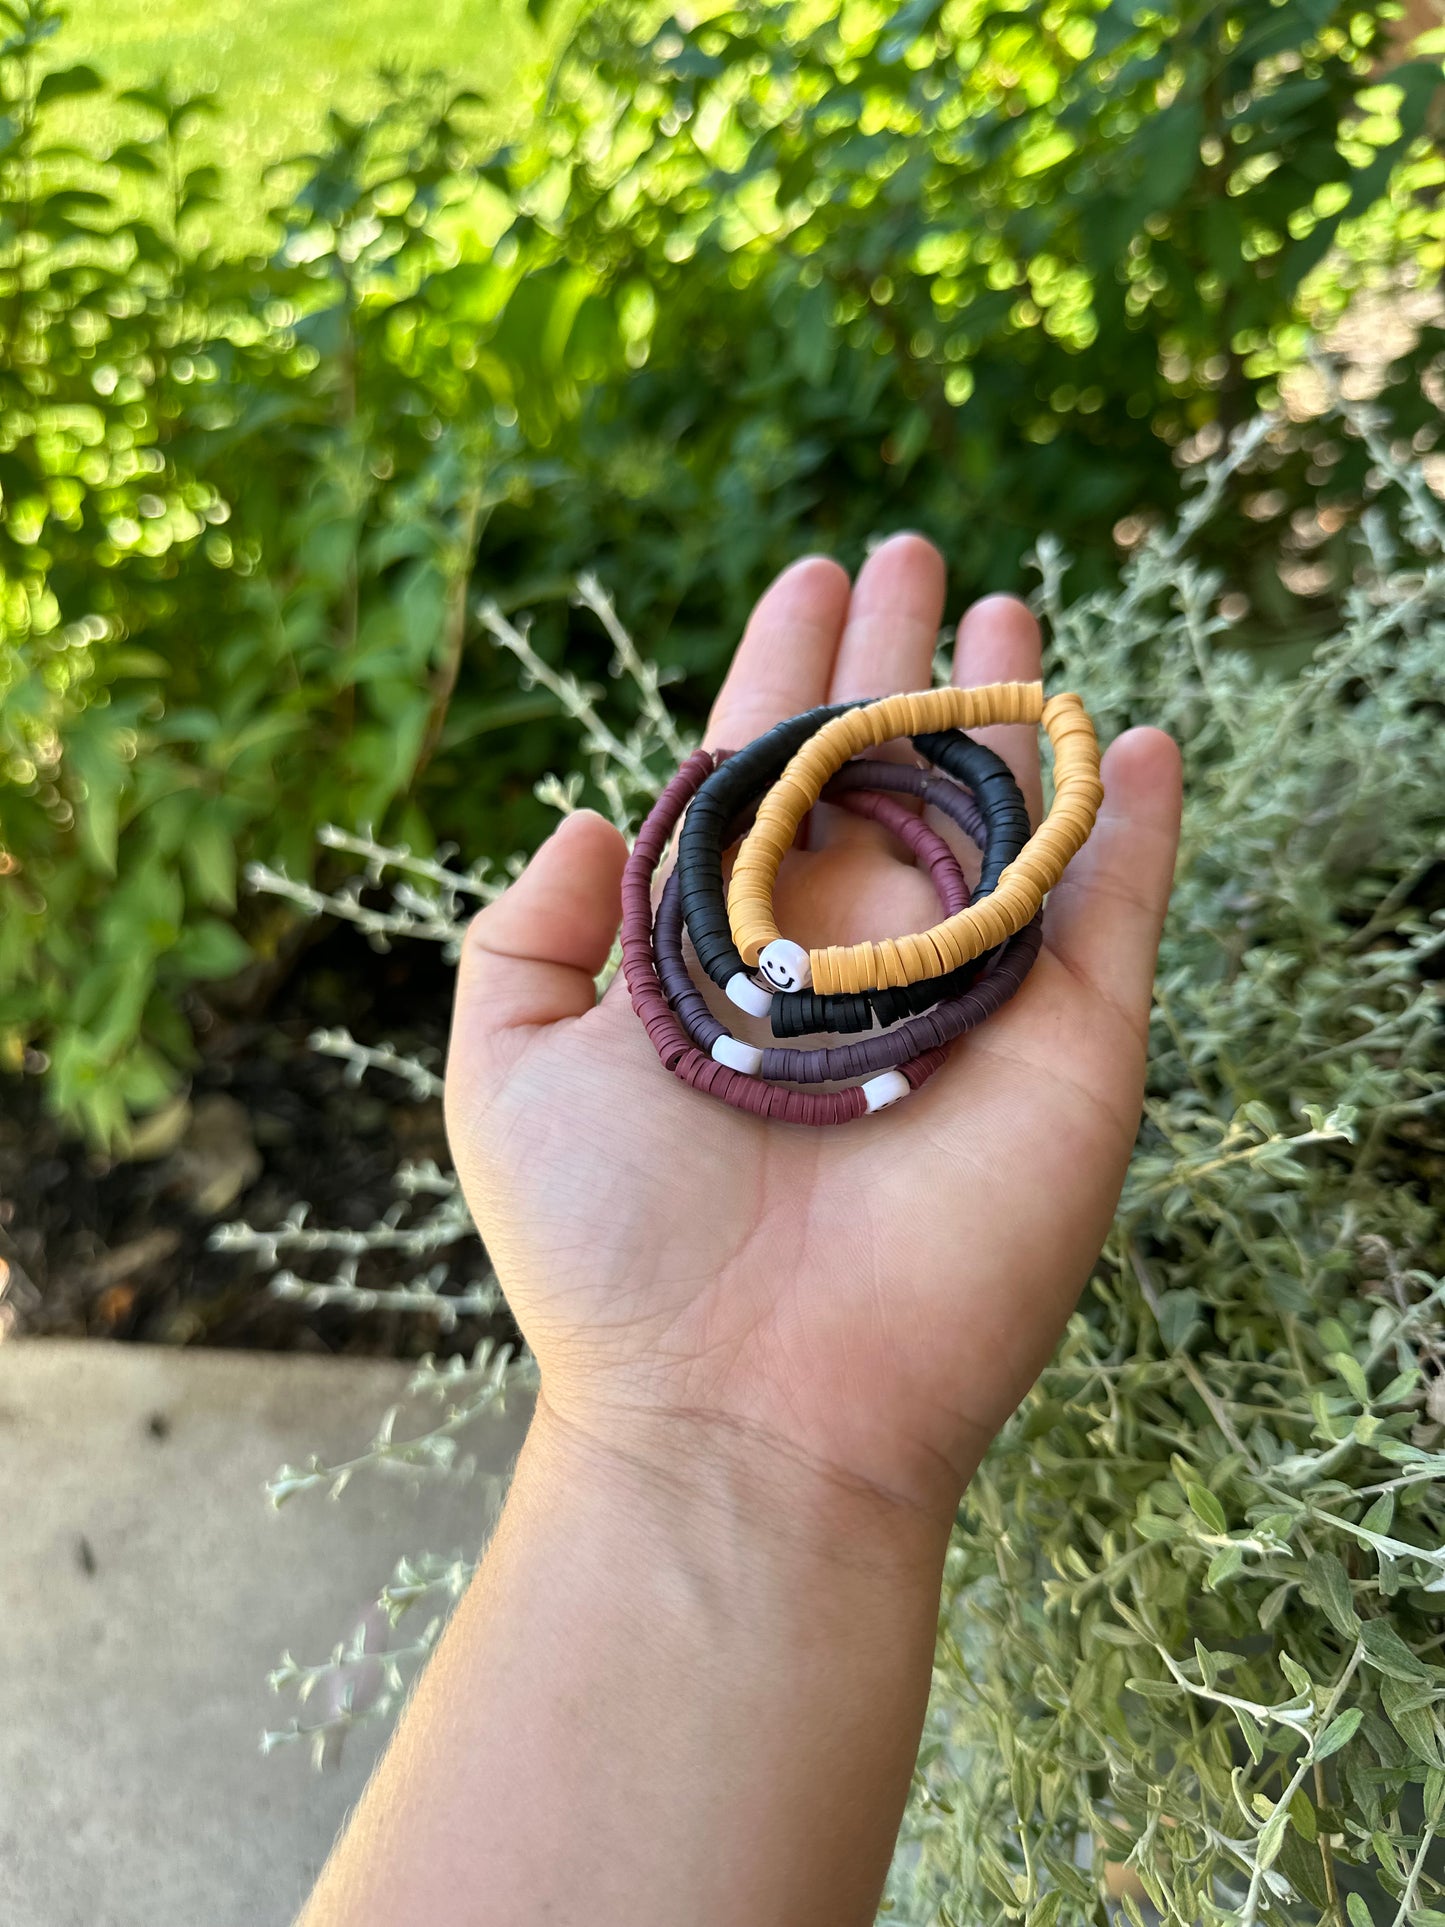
[705,554,851,750]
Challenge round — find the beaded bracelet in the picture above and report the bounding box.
[728,682,1101,995]
[655,754,1041,1083]
[676,703,1030,1031]
[622,751,950,1122]
[827,757,990,856]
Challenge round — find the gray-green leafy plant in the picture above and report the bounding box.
[244,393,1445,1923]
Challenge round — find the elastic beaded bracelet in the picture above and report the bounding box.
[728,682,1101,995]
[676,703,1030,1030]
[827,756,990,855]
[654,756,1042,1082]
[622,752,950,1122]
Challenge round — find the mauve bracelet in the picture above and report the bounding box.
[655,757,1040,1082]
[676,705,1028,1033]
[622,751,948,1122]
[828,757,988,851]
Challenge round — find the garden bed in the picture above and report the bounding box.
[0,923,505,1359]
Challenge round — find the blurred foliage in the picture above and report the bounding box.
[479,0,1444,669]
[66,0,566,253]
[0,0,1441,1140]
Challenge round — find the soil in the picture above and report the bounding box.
[0,920,514,1360]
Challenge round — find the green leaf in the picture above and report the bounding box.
[103,649,170,681]
[888,405,930,472]
[1289,1786,1317,1842]
[789,279,837,388]
[1206,1544,1245,1589]
[1380,1675,1445,1766]
[183,816,237,912]
[1361,1493,1396,1536]
[1256,1801,1288,1870]
[1361,1619,1430,1683]
[37,63,104,105]
[1307,1553,1361,1637]
[1332,1351,1371,1404]
[1186,1484,1228,1534]
[1347,1894,1374,1927]
[1280,1653,1315,1696]
[67,724,128,876]
[1314,1707,1362,1759]
[167,919,251,982]
[1276,1825,1329,1910]
[1155,1286,1203,1350]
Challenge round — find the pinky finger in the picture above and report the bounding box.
[1042,728,1183,1037]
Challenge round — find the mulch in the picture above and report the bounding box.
[0,922,513,1360]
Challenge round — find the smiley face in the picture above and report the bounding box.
[759,939,812,993]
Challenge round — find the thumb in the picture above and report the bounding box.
[449,810,628,1062]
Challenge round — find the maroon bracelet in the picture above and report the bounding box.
[655,760,1040,1081]
[622,751,949,1122]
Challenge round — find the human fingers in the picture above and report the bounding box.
[705,554,851,751]
[948,594,1044,826]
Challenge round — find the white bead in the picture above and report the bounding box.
[725,972,773,1018]
[759,938,812,992]
[863,1070,910,1114]
[711,1036,764,1076]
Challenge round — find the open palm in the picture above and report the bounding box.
[445,535,1181,1514]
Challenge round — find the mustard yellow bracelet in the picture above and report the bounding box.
[727,681,1102,996]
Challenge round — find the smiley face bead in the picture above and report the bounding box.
[759,939,812,993]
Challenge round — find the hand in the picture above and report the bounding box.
[445,534,1181,1525]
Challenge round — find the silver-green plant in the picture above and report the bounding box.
[236,399,1444,1923]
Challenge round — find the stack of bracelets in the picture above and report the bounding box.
[622,681,1103,1126]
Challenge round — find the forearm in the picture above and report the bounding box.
[299,1395,955,1927]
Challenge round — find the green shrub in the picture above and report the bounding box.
[0,11,522,1139]
[1,0,1440,1141]
[478,0,1443,658]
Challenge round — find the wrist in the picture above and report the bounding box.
[428,1381,954,1925]
[524,1383,958,1596]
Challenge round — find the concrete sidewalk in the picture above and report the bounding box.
[0,1340,528,1927]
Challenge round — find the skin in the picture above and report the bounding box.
[298,534,1182,1927]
